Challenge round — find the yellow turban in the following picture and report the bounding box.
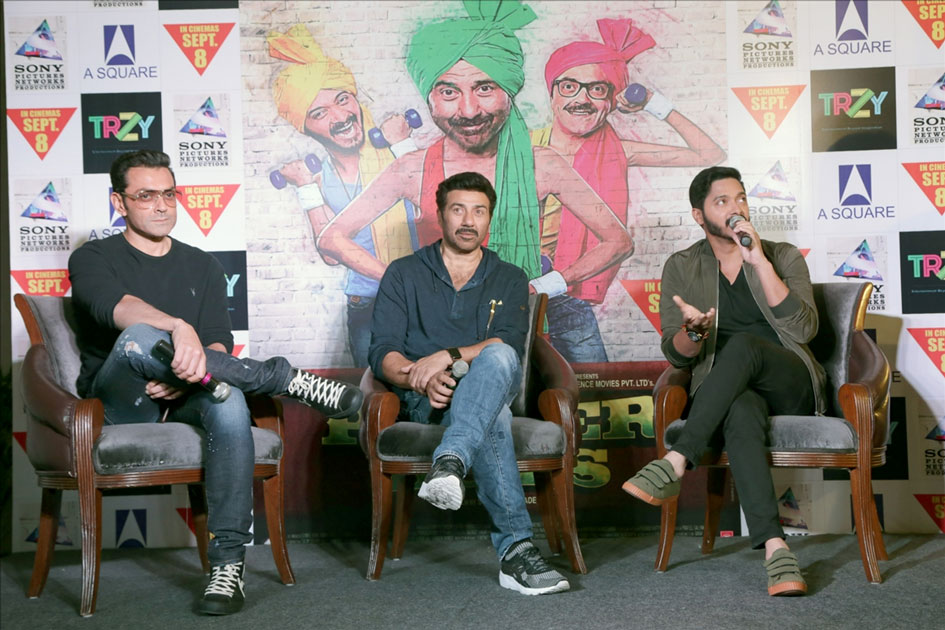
[268,24,358,132]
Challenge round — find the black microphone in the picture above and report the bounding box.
[726,215,753,248]
[448,359,469,389]
[151,339,230,402]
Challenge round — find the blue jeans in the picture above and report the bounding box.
[546,294,608,363]
[346,295,374,368]
[89,323,294,565]
[401,343,533,559]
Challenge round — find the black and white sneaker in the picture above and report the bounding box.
[418,455,465,510]
[499,540,570,595]
[199,561,245,615]
[285,369,363,418]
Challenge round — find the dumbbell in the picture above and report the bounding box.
[269,153,322,190]
[368,108,423,149]
[624,83,648,106]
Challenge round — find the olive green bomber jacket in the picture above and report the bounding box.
[658,238,827,414]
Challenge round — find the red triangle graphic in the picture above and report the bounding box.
[163,23,235,76]
[902,162,945,216]
[176,507,198,535]
[232,344,245,357]
[14,432,27,453]
[914,494,945,533]
[178,184,239,236]
[620,279,662,332]
[799,248,811,258]
[908,328,945,380]
[732,85,806,139]
[6,107,76,159]
[901,1,945,48]
[10,269,71,296]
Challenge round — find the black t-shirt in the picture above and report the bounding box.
[68,234,233,396]
[716,268,782,353]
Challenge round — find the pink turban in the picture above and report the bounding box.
[544,18,655,95]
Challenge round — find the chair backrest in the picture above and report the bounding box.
[510,293,547,418]
[16,294,82,397]
[807,282,871,418]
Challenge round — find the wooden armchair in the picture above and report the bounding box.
[358,293,587,579]
[14,294,295,616]
[652,282,890,582]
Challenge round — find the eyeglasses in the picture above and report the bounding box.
[553,79,614,101]
[119,188,181,207]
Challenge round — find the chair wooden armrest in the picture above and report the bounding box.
[249,396,286,439]
[652,366,690,459]
[846,331,891,450]
[358,369,401,457]
[532,335,579,453]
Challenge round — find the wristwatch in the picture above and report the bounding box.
[685,326,708,343]
[446,347,462,364]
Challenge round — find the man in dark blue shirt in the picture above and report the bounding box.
[369,171,569,595]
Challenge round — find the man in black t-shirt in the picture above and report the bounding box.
[68,150,362,616]
[622,166,826,597]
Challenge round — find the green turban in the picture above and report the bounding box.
[407,0,541,279]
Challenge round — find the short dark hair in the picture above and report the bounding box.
[688,166,744,210]
[110,150,175,193]
[435,171,497,217]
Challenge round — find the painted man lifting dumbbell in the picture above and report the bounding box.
[267,24,423,367]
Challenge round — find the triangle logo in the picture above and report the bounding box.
[907,328,945,380]
[732,85,806,139]
[744,0,792,37]
[620,279,661,332]
[21,182,67,221]
[16,19,63,60]
[748,161,796,201]
[178,184,240,236]
[163,23,235,76]
[914,72,945,109]
[901,0,945,49]
[6,108,76,160]
[914,494,945,534]
[833,239,882,281]
[180,97,226,137]
[902,162,945,216]
[10,269,71,296]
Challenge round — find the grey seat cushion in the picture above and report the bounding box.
[93,423,283,474]
[664,415,857,454]
[376,417,565,462]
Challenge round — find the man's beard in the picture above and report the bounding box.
[700,210,733,242]
[436,110,508,154]
[306,113,364,154]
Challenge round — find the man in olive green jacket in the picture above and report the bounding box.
[623,166,825,597]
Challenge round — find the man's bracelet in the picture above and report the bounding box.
[529,270,568,297]
[390,137,419,158]
[644,91,674,120]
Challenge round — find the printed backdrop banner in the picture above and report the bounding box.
[4,1,944,555]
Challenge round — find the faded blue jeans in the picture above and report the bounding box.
[546,294,608,363]
[401,343,533,559]
[89,323,293,566]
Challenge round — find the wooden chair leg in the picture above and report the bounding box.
[534,472,561,554]
[27,487,62,599]
[655,497,678,572]
[367,469,393,580]
[391,475,415,560]
[78,483,102,617]
[262,474,296,585]
[187,484,210,574]
[850,468,882,583]
[702,467,727,554]
[549,467,586,574]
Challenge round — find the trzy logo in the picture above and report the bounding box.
[818,88,888,118]
[87,112,155,141]
[104,25,135,65]
[836,0,867,40]
[839,164,871,205]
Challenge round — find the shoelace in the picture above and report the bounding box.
[204,563,243,597]
[288,373,345,408]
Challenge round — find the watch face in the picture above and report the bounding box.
[687,330,703,342]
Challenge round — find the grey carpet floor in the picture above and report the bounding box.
[1,534,942,629]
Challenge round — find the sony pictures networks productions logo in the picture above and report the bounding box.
[177,96,230,168]
[740,0,795,70]
[11,19,66,91]
[82,24,157,80]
